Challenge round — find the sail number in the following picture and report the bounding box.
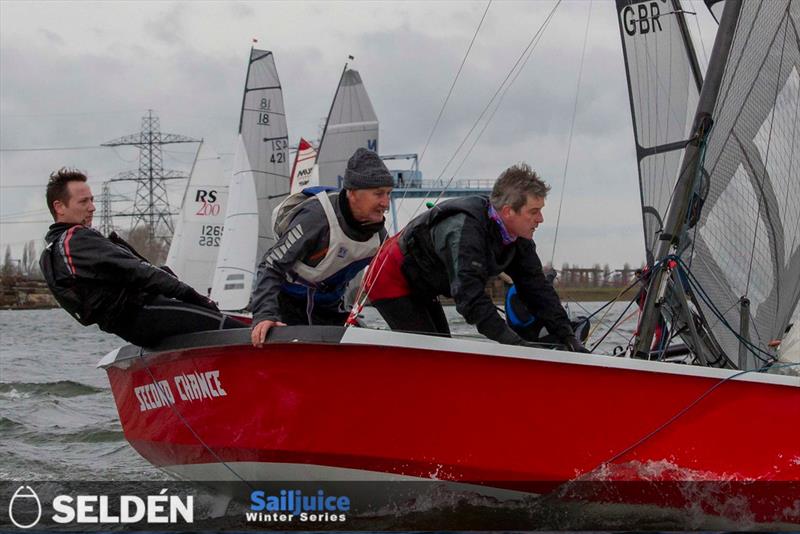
[621,1,665,36]
[195,200,221,216]
[257,113,270,125]
[270,138,287,164]
[199,225,222,247]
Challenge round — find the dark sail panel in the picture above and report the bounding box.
[616,0,703,263]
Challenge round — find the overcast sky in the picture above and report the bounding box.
[0,0,718,268]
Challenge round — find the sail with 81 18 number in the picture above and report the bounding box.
[211,48,290,311]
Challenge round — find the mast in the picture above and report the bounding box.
[633,0,743,359]
[315,58,351,164]
[237,46,256,135]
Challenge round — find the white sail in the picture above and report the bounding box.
[290,138,319,194]
[165,141,228,296]
[210,48,290,311]
[316,68,379,189]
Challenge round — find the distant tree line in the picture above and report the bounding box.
[545,262,645,288]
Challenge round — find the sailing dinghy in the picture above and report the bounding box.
[209,48,290,311]
[315,65,380,188]
[289,137,319,193]
[165,141,228,296]
[100,2,799,524]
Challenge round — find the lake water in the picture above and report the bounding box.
[0,305,764,530]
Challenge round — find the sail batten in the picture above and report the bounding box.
[617,0,703,263]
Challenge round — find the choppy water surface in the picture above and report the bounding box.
[0,305,763,529]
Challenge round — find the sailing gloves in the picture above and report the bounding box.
[562,335,590,353]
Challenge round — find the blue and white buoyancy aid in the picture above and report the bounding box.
[281,191,381,306]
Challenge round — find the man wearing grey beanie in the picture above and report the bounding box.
[251,148,394,346]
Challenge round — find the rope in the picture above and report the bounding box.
[544,360,800,502]
[549,0,592,267]
[136,348,254,490]
[593,361,799,470]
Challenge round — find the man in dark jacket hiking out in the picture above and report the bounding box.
[39,168,244,347]
[364,163,589,352]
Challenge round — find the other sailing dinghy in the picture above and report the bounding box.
[100,2,799,524]
[315,64,380,188]
[165,141,228,296]
[289,137,319,193]
[210,48,290,311]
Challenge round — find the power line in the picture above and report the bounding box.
[0,145,107,152]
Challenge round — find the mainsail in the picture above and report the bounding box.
[211,48,290,310]
[289,137,319,194]
[689,0,800,370]
[621,0,800,370]
[315,67,379,189]
[165,141,228,296]
[617,0,703,264]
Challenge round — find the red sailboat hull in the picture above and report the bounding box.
[100,326,800,524]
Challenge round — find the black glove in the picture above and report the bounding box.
[563,335,590,353]
[181,286,220,312]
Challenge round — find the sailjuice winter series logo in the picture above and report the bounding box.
[247,488,350,524]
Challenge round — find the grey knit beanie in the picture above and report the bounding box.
[343,148,394,190]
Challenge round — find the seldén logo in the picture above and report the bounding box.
[6,486,193,528]
[8,486,42,529]
[247,489,350,524]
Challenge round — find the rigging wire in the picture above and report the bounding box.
[549,0,592,267]
[429,0,563,187]
[446,2,557,183]
[417,0,492,169]
[349,2,563,321]
[589,297,637,353]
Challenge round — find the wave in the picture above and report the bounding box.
[0,416,24,430]
[0,380,105,398]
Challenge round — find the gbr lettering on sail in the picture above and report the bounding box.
[621,0,666,36]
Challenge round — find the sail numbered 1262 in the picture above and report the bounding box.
[211,48,290,311]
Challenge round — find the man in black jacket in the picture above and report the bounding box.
[365,163,589,352]
[39,168,244,347]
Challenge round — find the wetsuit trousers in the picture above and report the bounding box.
[112,295,247,347]
[372,295,451,337]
